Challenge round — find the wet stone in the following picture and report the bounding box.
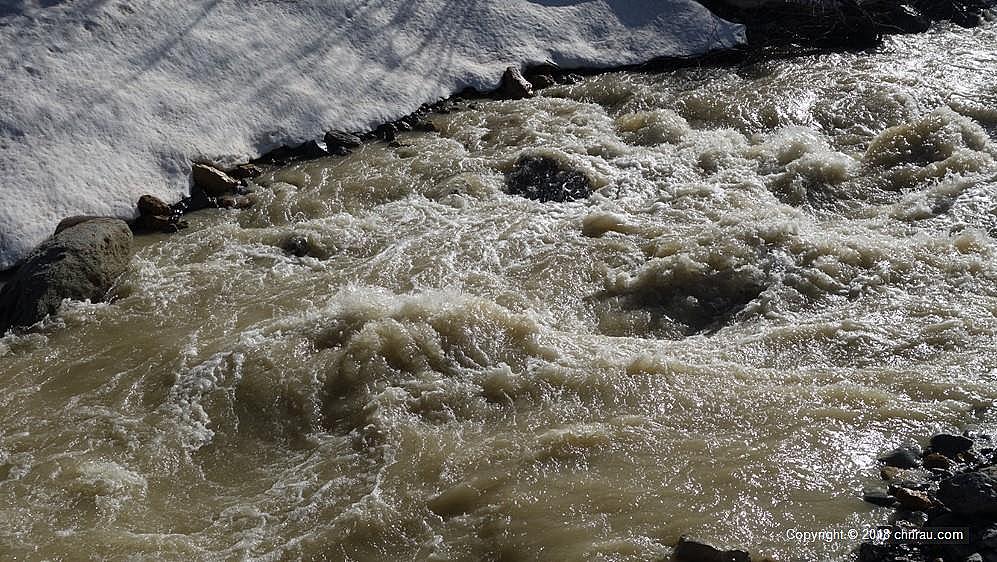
[216,195,254,209]
[924,452,955,469]
[879,446,923,469]
[890,486,935,511]
[324,130,362,151]
[672,538,750,562]
[228,163,265,180]
[864,488,898,507]
[283,235,311,258]
[504,155,593,203]
[931,433,975,458]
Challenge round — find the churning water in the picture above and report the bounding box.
[3,21,997,562]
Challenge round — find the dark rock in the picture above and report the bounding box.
[879,446,923,469]
[881,466,904,480]
[228,163,265,180]
[890,486,935,511]
[283,235,310,257]
[375,123,397,142]
[293,140,328,159]
[528,74,557,89]
[505,155,594,203]
[216,195,254,209]
[864,488,898,507]
[137,214,188,233]
[924,452,955,469]
[54,215,103,235]
[255,140,329,165]
[137,194,172,217]
[324,130,362,153]
[0,218,132,333]
[498,66,534,100]
[931,433,975,458]
[192,163,240,196]
[937,468,997,516]
[856,541,928,562]
[672,537,750,562]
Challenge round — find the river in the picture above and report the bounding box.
[2,21,997,562]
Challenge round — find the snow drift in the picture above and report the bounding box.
[0,0,744,269]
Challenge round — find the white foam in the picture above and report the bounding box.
[0,1,744,269]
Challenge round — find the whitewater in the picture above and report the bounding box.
[0,0,743,269]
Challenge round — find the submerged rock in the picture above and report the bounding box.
[672,537,750,562]
[505,155,594,202]
[217,194,254,209]
[878,446,922,469]
[283,235,311,257]
[192,163,240,196]
[0,218,132,333]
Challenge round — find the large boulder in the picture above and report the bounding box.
[937,468,997,516]
[0,218,133,333]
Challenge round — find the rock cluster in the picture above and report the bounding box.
[0,218,133,333]
[858,431,997,561]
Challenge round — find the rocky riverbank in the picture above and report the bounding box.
[859,431,997,561]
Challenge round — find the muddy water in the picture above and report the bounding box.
[3,22,997,562]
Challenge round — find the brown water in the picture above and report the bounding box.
[3,22,997,562]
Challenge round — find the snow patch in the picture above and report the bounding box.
[0,0,743,268]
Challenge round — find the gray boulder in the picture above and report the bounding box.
[937,467,997,516]
[0,218,133,333]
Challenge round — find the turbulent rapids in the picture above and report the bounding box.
[3,21,997,561]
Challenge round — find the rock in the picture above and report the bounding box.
[855,541,926,562]
[863,488,898,507]
[192,163,240,196]
[255,140,329,165]
[924,452,955,470]
[0,218,132,333]
[938,468,997,516]
[505,155,594,203]
[930,433,975,458]
[54,215,103,235]
[216,195,254,209]
[324,130,362,155]
[881,466,904,480]
[498,66,534,100]
[528,74,557,89]
[137,194,172,217]
[282,235,311,257]
[228,163,265,180]
[879,446,922,469]
[890,486,935,511]
[375,123,397,142]
[672,538,750,562]
[138,214,187,233]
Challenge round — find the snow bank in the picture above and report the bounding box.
[0,0,744,268]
